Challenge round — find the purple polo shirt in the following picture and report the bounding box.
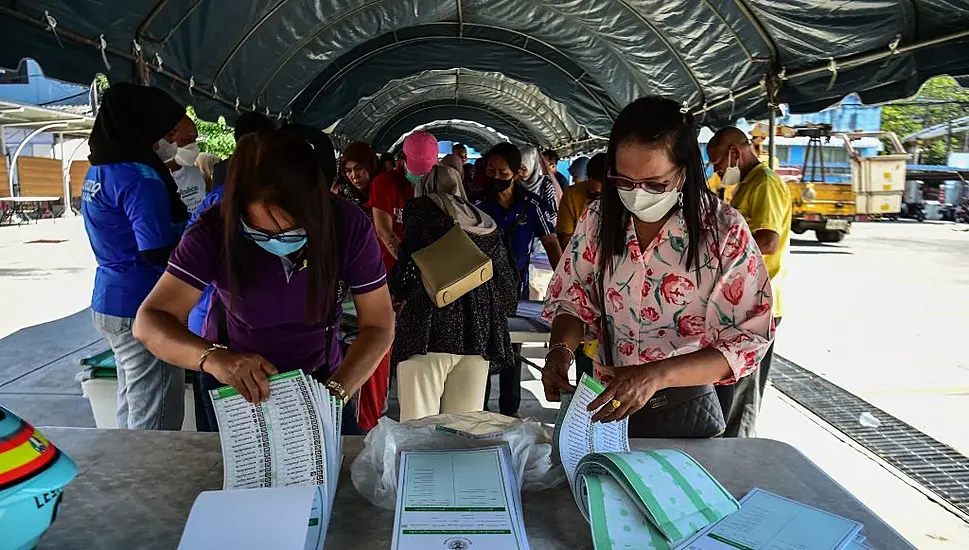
[166,197,386,374]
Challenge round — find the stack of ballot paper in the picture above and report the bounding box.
[178,371,344,550]
[556,374,630,488]
[575,451,740,549]
[434,411,521,440]
[556,374,739,549]
[391,446,530,550]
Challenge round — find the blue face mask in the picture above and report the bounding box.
[240,219,307,257]
[255,238,307,257]
[404,170,422,186]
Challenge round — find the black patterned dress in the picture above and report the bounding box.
[389,197,519,373]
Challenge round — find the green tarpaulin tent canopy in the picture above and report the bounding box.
[2,1,967,152]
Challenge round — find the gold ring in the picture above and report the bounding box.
[611,399,621,409]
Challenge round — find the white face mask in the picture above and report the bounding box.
[722,166,741,187]
[721,149,741,187]
[617,188,682,223]
[174,142,199,167]
[154,138,177,163]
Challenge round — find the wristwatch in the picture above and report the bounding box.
[324,379,349,405]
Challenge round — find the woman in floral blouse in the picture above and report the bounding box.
[541,96,774,437]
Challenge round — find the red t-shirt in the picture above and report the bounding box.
[369,168,414,268]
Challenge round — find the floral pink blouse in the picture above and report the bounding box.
[541,199,774,384]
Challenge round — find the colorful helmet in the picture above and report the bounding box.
[0,406,77,550]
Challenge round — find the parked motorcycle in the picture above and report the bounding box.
[957,199,969,224]
[902,201,925,222]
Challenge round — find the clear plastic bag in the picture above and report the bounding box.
[350,411,566,509]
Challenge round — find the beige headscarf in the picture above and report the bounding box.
[416,165,497,235]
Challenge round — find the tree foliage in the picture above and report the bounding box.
[881,76,969,164]
[186,106,235,159]
[93,77,236,159]
[94,74,109,95]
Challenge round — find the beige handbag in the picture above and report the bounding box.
[411,196,494,307]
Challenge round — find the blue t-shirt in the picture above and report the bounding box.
[81,162,175,318]
[471,187,555,296]
[186,184,224,335]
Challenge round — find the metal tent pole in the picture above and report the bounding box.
[58,133,74,217]
[0,126,7,194]
[768,107,776,168]
[766,74,778,169]
[8,122,69,197]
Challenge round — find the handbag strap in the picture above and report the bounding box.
[597,268,613,365]
[428,194,458,225]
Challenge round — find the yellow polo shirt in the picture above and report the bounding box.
[557,180,596,237]
[729,163,791,318]
[707,157,779,198]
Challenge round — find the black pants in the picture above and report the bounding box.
[192,372,215,431]
[484,344,592,417]
[716,321,779,437]
[484,343,523,416]
[575,346,594,382]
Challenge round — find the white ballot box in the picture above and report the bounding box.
[77,362,196,430]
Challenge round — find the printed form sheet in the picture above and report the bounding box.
[391,447,529,550]
[678,488,863,550]
[558,374,629,488]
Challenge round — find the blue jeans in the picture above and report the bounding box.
[92,312,184,430]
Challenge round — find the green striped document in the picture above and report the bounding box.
[575,451,739,550]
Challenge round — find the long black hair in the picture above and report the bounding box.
[222,130,339,323]
[487,143,522,178]
[599,96,719,281]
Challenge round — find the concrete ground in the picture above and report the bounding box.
[0,218,99,427]
[779,221,969,457]
[1,217,968,548]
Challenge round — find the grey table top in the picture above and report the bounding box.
[38,428,915,550]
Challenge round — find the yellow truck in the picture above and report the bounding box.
[787,129,908,242]
[710,168,852,243]
[786,179,855,243]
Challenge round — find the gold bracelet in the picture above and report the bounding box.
[324,379,349,404]
[197,344,227,373]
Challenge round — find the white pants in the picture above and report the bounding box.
[397,353,490,422]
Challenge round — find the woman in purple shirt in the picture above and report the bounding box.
[133,131,394,433]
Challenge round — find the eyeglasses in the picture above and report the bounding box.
[607,167,684,194]
[239,219,307,243]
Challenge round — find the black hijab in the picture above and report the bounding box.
[88,82,189,223]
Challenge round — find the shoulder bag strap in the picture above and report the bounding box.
[428,194,458,224]
[597,268,613,366]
